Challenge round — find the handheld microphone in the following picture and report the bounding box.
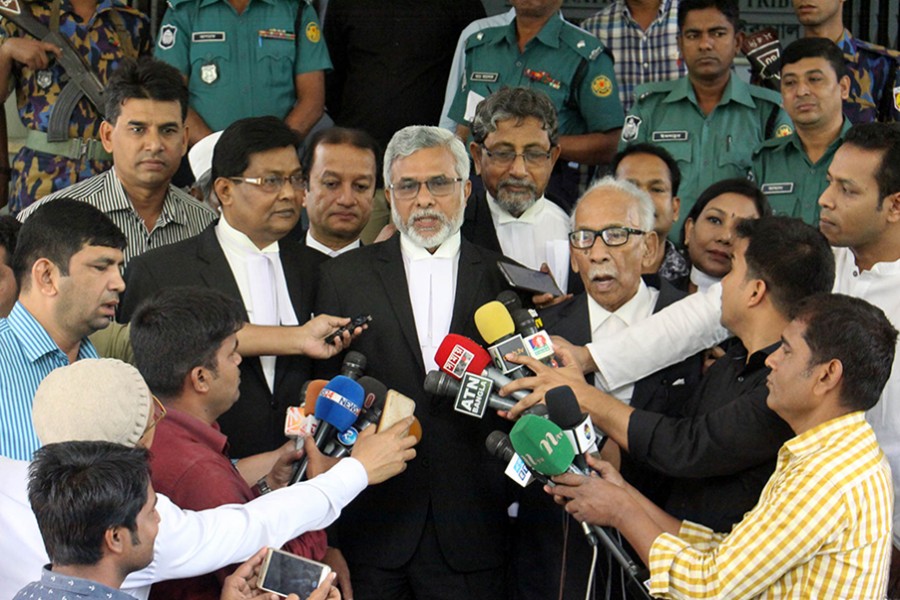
[340,351,367,380]
[474,301,531,378]
[434,334,530,402]
[486,430,549,488]
[545,386,600,470]
[510,308,558,366]
[330,376,387,458]
[496,290,522,312]
[290,375,364,484]
[424,370,547,419]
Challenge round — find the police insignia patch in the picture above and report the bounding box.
[306,22,320,43]
[591,75,612,98]
[200,63,218,84]
[622,115,641,142]
[158,25,177,50]
[36,69,52,90]
[775,124,793,138]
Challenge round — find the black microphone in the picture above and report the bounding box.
[330,376,387,458]
[340,351,367,380]
[545,386,601,472]
[496,290,522,312]
[510,308,558,368]
[424,370,547,418]
[485,430,551,487]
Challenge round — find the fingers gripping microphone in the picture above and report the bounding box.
[329,376,387,459]
[340,351,367,380]
[545,386,601,469]
[474,301,532,378]
[425,370,548,419]
[434,334,531,402]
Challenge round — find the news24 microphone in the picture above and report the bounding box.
[474,301,532,378]
[424,370,548,418]
[330,375,387,458]
[290,375,364,484]
[340,351,367,380]
[545,386,600,469]
[486,430,550,488]
[510,308,558,367]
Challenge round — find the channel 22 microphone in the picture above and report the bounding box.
[425,370,548,418]
[290,375,364,484]
[340,351,367,380]
[474,301,532,377]
[434,334,530,403]
[545,386,600,468]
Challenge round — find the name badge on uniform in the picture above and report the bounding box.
[471,72,498,83]
[652,131,689,142]
[192,31,225,42]
[200,63,218,84]
[760,182,794,195]
[36,69,53,90]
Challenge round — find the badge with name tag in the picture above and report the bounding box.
[192,31,225,42]
[652,131,689,142]
[760,182,795,194]
[471,72,498,83]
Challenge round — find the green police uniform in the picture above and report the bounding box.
[154,0,331,132]
[448,13,624,137]
[750,119,851,225]
[621,75,791,241]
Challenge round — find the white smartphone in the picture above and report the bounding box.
[258,547,332,598]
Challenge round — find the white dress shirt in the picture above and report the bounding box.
[486,193,571,291]
[587,279,658,403]
[306,231,361,257]
[0,456,368,600]
[400,232,461,373]
[217,217,298,391]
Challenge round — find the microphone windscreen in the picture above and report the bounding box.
[509,414,575,476]
[474,301,516,344]
[357,376,387,412]
[302,379,328,414]
[496,290,522,312]
[485,430,515,463]
[314,375,364,432]
[545,386,583,429]
[510,308,539,335]
[423,370,459,397]
[409,417,423,442]
[341,351,367,380]
[434,334,492,379]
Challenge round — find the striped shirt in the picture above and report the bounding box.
[0,302,99,460]
[581,0,685,112]
[648,411,893,599]
[18,167,217,267]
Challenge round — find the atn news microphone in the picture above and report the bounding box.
[425,370,547,418]
[434,333,531,403]
[474,301,532,377]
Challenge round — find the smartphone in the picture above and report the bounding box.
[378,389,416,432]
[497,261,564,297]
[258,547,332,598]
[324,314,372,345]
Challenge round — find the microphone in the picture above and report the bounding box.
[290,375,364,484]
[340,351,367,380]
[496,290,522,313]
[510,308,558,367]
[425,370,547,418]
[510,415,644,579]
[545,386,601,470]
[486,430,550,488]
[474,301,531,378]
[330,376,387,458]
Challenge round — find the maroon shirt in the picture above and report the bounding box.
[149,407,327,600]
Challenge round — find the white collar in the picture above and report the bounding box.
[400,231,462,261]
[305,230,361,257]
[486,192,548,225]
[217,215,279,254]
[690,265,721,293]
[587,279,652,330]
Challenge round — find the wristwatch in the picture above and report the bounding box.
[256,476,273,495]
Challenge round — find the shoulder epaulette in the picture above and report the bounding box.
[559,21,607,61]
[755,134,791,154]
[166,0,193,10]
[747,84,784,105]
[633,80,676,102]
[465,25,500,51]
[854,38,900,60]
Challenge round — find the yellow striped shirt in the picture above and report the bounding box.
[648,411,893,599]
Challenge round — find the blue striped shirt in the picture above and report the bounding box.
[0,302,98,460]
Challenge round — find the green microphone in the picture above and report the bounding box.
[509,415,577,476]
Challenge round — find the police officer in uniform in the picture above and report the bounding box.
[155,0,330,143]
[621,0,791,241]
[791,0,900,124]
[448,0,624,210]
[751,38,851,225]
[0,0,150,213]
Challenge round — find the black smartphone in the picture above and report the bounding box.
[258,548,331,598]
[324,314,372,344]
[497,261,564,297]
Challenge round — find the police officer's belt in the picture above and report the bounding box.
[24,130,112,161]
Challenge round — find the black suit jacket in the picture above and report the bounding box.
[119,224,326,457]
[315,235,516,572]
[513,276,704,600]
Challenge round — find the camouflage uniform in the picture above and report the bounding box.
[0,0,150,213]
[837,29,900,124]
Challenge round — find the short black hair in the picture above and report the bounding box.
[301,126,381,183]
[0,215,21,266]
[735,216,835,316]
[470,86,560,146]
[13,199,127,289]
[843,123,900,207]
[211,116,301,182]
[130,286,245,399]
[612,143,682,196]
[104,58,189,124]
[791,293,897,412]
[781,37,847,80]
[28,441,151,566]
[681,178,771,245]
[678,0,740,31]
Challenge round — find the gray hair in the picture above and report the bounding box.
[470,87,560,146]
[383,126,470,185]
[571,176,655,232]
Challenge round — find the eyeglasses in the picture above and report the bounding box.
[480,144,554,167]
[145,395,167,434]
[569,227,645,249]
[230,173,305,193]
[389,176,463,200]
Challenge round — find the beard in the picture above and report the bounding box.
[494,176,539,218]
[392,197,466,249]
